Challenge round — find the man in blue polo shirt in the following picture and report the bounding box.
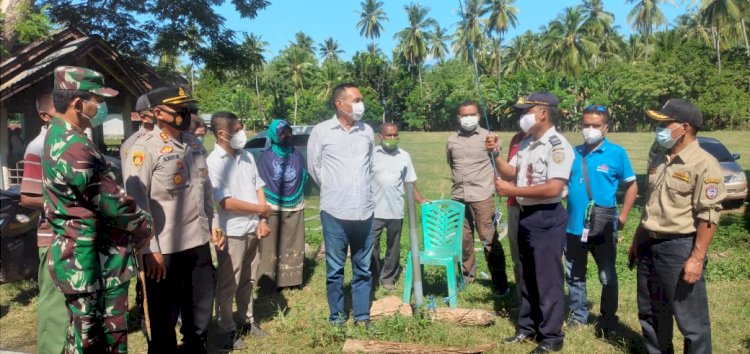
[565,105,637,339]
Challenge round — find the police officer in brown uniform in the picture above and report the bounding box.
[630,98,726,354]
[124,86,218,354]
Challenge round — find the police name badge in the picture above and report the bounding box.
[132,152,145,168]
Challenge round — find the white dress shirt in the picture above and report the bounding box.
[372,145,417,220]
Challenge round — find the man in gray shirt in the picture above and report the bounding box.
[307,83,375,327]
[446,100,508,296]
[120,94,155,162]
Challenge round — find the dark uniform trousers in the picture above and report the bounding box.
[637,235,711,354]
[371,218,404,287]
[144,243,215,354]
[517,203,567,346]
[458,198,509,292]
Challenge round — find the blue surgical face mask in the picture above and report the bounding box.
[82,100,109,128]
[655,125,683,149]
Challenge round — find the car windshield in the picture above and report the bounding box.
[699,140,734,162]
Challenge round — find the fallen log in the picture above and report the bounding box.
[370,296,413,320]
[342,339,495,353]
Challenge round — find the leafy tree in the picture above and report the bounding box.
[356,0,388,39]
[483,0,518,85]
[430,24,450,64]
[290,31,315,55]
[319,37,344,63]
[626,0,675,59]
[394,3,437,80]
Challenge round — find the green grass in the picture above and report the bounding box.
[2,131,749,353]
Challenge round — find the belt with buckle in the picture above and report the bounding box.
[647,230,695,240]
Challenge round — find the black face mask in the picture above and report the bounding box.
[163,108,191,131]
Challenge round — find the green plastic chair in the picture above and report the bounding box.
[403,199,465,308]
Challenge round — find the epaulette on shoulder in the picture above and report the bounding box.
[549,135,562,147]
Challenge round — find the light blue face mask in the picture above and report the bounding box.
[83,100,109,128]
[655,125,682,149]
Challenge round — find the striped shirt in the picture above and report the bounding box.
[20,126,53,246]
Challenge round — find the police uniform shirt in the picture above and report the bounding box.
[641,139,726,234]
[124,126,213,254]
[372,145,418,220]
[566,138,636,236]
[120,125,149,162]
[510,127,574,206]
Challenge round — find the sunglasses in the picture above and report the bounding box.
[584,104,609,114]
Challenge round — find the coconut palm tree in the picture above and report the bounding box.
[279,47,314,124]
[290,31,315,55]
[367,42,383,57]
[394,3,437,79]
[620,34,646,63]
[483,0,518,84]
[700,0,743,71]
[453,0,485,62]
[626,0,675,60]
[240,33,268,120]
[503,31,540,75]
[543,7,597,76]
[357,0,389,39]
[429,24,450,64]
[580,0,615,36]
[318,37,343,63]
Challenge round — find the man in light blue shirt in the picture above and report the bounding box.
[307,83,375,326]
[565,105,637,339]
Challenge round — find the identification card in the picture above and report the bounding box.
[581,227,589,243]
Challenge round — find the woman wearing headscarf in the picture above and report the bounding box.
[257,118,308,290]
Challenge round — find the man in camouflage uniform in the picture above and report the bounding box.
[124,86,217,354]
[42,66,154,354]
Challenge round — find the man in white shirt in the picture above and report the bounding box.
[207,111,271,350]
[371,123,427,291]
[307,83,375,326]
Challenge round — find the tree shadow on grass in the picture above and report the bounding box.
[0,280,38,319]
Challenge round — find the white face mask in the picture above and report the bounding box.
[340,100,365,121]
[221,130,247,150]
[459,115,479,131]
[582,127,604,145]
[519,113,537,133]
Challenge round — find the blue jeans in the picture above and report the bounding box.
[320,211,374,323]
[564,228,619,329]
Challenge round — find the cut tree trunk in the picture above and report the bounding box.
[342,340,495,354]
[369,296,496,326]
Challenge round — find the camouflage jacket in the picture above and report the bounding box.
[42,117,153,294]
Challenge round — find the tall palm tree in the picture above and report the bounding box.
[280,47,314,124]
[620,34,646,63]
[700,0,742,71]
[503,31,540,75]
[626,0,675,60]
[580,0,615,36]
[318,37,344,63]
[240,33,268,120]
[356,0,389,39]
[674,12,712,45]
[317,62,346,99]
[453,0,485,62]
[366,42,383,57]
[429,24,450,64]
[483,0,518,85]
[290,31,315,54]
[543,7,597,76]
[394,3,437,80]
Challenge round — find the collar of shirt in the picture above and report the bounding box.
[52,116,83,134]
[329,115,366,133]
[457,128,481,137]
[576,137,610,156]
[375,145,401,156]
[532,126,558,147]
[152,125,186,148]
[669,139,700,165]
[213,143,248,161]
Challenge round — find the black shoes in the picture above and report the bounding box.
[246,322,268,337]
[530,342,563,353]
[504,331,534,344]
[354,319,371,330]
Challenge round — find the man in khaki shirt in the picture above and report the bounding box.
[630,98,726,354]
[446,100,508,295]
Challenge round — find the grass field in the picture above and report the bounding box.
[2,130,749,353]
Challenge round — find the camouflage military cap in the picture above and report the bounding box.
[53,66,119,97]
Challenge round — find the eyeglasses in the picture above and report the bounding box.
[584,104,609,114]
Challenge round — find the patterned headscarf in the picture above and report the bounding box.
[268,118,292,158]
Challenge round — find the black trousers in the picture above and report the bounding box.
[144,243,215,354]
[517,203,567,346]
[637,236,711,354]
[371,218,403,286]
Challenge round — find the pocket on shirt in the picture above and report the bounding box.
[665,177,693,208]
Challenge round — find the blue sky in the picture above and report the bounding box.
[219,0,693,62]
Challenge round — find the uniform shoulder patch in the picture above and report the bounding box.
[132,152,145,168]
[552,149,566,164]
[549,135,562,147]
[704,177,720,184]
[160,146,173,154]
[705,184,718,199]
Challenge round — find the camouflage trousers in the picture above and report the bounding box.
[63,281,130,354]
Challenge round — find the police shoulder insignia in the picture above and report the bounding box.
[175,116,183,125]
[160,132,169,141]
[552,148,566,164]
[705,184,718,199]
[704,177,720,184]
[132,152,145,167]
[160,146,173,154]
[549,135,562,147]
[173,174,183,185]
